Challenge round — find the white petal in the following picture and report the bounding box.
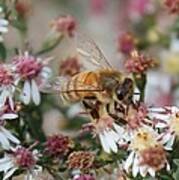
[0,26,8,33]
[99,133,110,153]
[22,80,31,105]
[109,129,120,142]
[165,134,175,150]
[1,113,18,120]
[0,156,13,172]
[149,107,166,112]
[0,157,10,164]
[3,167,17,180]
[148,168,155,177]
[155,122,168,128]
[104,130,118,153]
[166,162,170,171]
[0,19,9,26]
[113,123,124,135]
[0,132,10,150]
[31,80,40,105]
[1,127,20,144]
[132,154,139,177]
[0,160,13,172]
[161,133,172,144]
[124,151,135,172]
[0,90,8,106]
[150,113,170,121]
[170,106,179,113]
[8,96,14,110]
[140,165,148,177]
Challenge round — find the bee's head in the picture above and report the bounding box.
[115,78,134,102]
[100,70,122,92]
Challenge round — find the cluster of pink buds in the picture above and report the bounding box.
[165,0,179,14]
[13,52,51,105]
[0,146,39,179]
[13,53,43,80]
[51,15,76,37]
[14,147,37,169]
[124,50,157,74]
[45,134,73,157]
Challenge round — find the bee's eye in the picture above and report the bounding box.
[117,92,124,100]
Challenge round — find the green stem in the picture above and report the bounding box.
[133,73,147,102]
[36,34,64,55]
[139,83,145,102]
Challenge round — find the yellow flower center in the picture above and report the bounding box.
[130,128,158,152]
[170,115,179,136]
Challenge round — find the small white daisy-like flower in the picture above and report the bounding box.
[0,105,19,150]
[0,126,20,150]
[124,127,170,178]
[0,146,40,180]
[13,52,52,106]
[0,64,19,109]
[0,6,9,41]
[148,106,179,150]
[92,114,125,153]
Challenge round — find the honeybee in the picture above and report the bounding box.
[43,34,135,122]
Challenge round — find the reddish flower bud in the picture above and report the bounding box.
[51,15,76,37]
[14,147,36,169]
[45,134,73,157]
[118,32,136,55]
[124,50,157,74]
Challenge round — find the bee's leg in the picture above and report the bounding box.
[106,103,119,119]
[82,97,100,119]
[106,101,126,124]
[114,101,126,115]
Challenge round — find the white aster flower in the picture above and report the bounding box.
[0,106,19,150]
[124,127,170,178]
[92,114,125,153]
[13,51,52,106]
[0,146,40,180]
[148,106,179,150]
[0,126,19,150]
[0,64,19,109]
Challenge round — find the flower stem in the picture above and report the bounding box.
[133,73,147,102]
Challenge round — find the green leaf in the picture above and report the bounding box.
[0,43,6,61]
[11,18,27,33]
[36,33,64,55]
[133,73,147,102]
[173,169,179,180]
[174,159,179,166]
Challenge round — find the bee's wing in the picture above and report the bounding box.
[39,76,69,94]
[40,76,103,94]
[76,32,113,69]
